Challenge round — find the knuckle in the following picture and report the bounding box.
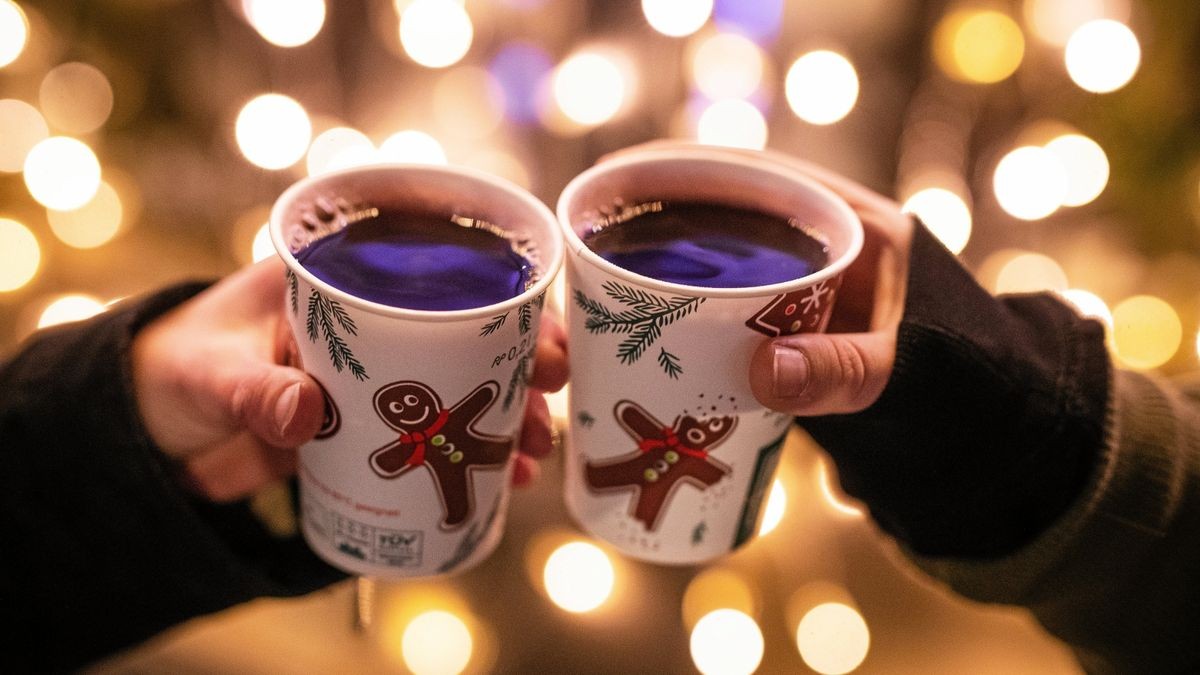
[829,339,870,400]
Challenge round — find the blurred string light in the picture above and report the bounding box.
[306,126,375,175]
[400,0,474,69]
[643,0,712,38]
[993,146,1067,220]
[0,218,40,292]
[39,62,113,134]
[0,0,27,68]
[1044,133,1108,206]
[235,94,312,170]
[1112,295,1181,370]
[1065,19,1140,93]
[24,136,101,210]
[47,180,123,249]
[379,130,447,164]
[243,0,326,48]
[1023,0,1129,47]
[784,50,859,126]
[994,252,1068,294]
[689,32,765,100]
[488,42,553,125]
[689,609,764,675]
[796,602,871,675]
[901,187,972,254]
[0,99,48,172]
[697,98,767,149]
[682,568,757,630]
[817,457,863,518]
[37,294,105,329]
[432,67,505,140]
[758,479,786,536]
[1058,288,1113,331]
[400,610,473,675]
[712,0,783,44]
[552,51,626,127]
[933,8,1025,84]
[543,541,614,613]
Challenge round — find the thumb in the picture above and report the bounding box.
[749,332,895,416]
[221,363,326,448]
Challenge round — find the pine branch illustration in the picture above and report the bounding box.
[658,348,683,379]
[534,291,545,309]
[616,319,661,365]
[574,290,616,321]
[661,296,706,326]
[287,269,298,315]
[305,291,320,342]
[503,354,529,411]
[602,280,672,311]
[479,312,508,336]
[518,300,532,335]
[327,298,358,336]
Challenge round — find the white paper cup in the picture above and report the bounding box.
[557,148,862,564]
[270,164,563,578]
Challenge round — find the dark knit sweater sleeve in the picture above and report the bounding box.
[800,222,1110,557]
[0,283,343,673]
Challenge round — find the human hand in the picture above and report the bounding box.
[132,258,567,501]
[598,142,913,416]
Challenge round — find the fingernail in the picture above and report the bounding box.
[275,382,301,435]
[773,345,809,398]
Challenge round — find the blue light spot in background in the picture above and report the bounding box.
[713,0,784,44]
[488,42,554,125]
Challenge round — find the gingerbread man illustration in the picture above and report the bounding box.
[585,400,736,531]
[369,380,512,530]
[744,278,841,338]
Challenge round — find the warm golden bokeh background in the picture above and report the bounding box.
[3,0,1198,673]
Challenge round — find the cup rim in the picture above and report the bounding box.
[555,148,864,299]
[270,162,565,322]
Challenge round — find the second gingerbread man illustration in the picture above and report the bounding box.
[369,380,513,529]
[585,400,736,531]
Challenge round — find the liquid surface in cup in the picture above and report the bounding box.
[581,201,829,288]
[296,209,535,311]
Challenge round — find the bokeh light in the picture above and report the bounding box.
[712,0,783,43]
[758,479,786,536]
[796,602,871,675]
[993,146,1067,220]
[0,99,48,172]
[1111,295,1181,370]
[543,541,614,613]
[689,609,765,675]
[682,569,757,630]
[306,126,375,175]
[378,130,447,164]
[243,0,326,48]
[933,9,1025,84]
[235,94,312,170]
[400,0,474,69]
[488,42,554,125]
[47,180,123,249]
[400,610,473,675]
[251,223,274,262]
[37,294,105,329]
[643,0,712,37]
[1058,288,1113,331]
[0,0,27,68]
[817,457,863,518]
[1044,133,1109,207]
[784,50,859,125]
[902,187,972,254]
[23,136,102,211]
[690,32,765,101]
[432,67,505,140]
[994,252,1069,294]
[1024,0,1128,47]
[461,148,531,189]
[38,62,114,134]
[553,52,626,126]
[697,98,767,149]
[1065,19,1140,93]
[0,217,40,292]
